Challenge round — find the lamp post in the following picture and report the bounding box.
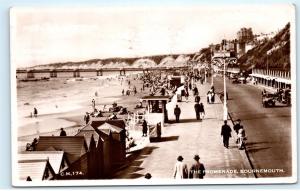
[211,68,214,86]
[211,60,216,86]
[212,50,236,121]
[223,55,228,120]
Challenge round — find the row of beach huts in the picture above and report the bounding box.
[18,119,127,181]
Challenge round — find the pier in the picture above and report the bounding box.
[16,67,189,79]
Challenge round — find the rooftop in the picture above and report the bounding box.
[19,151,66,174]
[35,136,88,163]
[91,119,126,130]
[76,125,99,148]
[18,159,54,181]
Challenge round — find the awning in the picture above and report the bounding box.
[227,70,240,74]
[275,78,291,84]
[250,73,276,80]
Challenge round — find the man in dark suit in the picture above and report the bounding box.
[174,105,181,123]
[194,102,201,120]
[189,155,205,179]
[142,120,148,137]
[60,128,67,136]
[221,120,232,148]
[194,94,200,103]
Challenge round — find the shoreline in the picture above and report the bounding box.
[16,73,149,151]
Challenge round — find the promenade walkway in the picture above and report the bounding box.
[113,81,254,179]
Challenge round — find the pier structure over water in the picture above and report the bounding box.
[16,66,189,79]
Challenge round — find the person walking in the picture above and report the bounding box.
[211,91,215,103]
[199,102,205,120]
[189,155,205,179]
[200,77,204,84]
[160,87,166,96]
[233,119,242,134]
[237,126,246,150]
[92,99,96,110]
[211,85,215,93]
[33,107,38,117]
[173,156,188,179]
[184,88,189,103]
[194,94,200,103]
[174,105,181,123]
[194,102,201,120]
[207,91,212,104]
[193,86,199,96]
[84,112,90,124]
[221,120,232,148]
[142,120,148,137]
[60,128,67,136]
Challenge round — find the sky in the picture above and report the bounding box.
[10,4,294,67]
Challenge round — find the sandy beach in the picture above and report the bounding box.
[16,72,147,152]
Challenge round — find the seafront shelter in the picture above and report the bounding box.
[250,68,291,89]
[141,95,170,127]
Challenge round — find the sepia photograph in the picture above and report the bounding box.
[10,4,296,186]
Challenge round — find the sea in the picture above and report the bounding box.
[16,70,141,138]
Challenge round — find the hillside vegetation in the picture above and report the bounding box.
[239,23,290,71]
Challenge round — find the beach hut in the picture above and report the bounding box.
[18,159,56,181]
[35,136,98,179]
[76,124,105,178]
[91,120,126,168]
[19,151,69,176]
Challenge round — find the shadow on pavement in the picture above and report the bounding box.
[169,119,202,123]
[247,147,271,153]
[113,146,159,179]
[150,136,179,142]
[229,145,239,149]
[246,141,272,146]
[126,173,144,179]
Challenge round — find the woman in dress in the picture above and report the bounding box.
[173,156,188,179]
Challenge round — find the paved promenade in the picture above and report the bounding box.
[114,81,254,179]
